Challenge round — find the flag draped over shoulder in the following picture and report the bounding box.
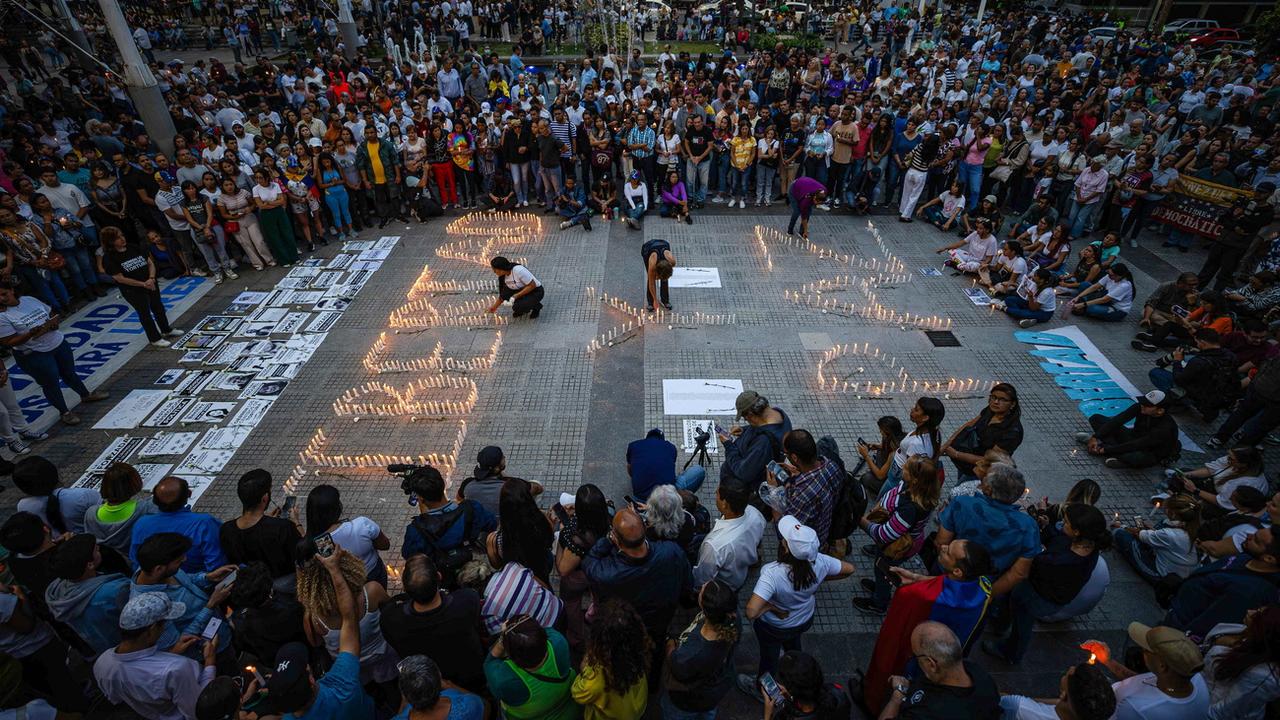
[863,575,992,711]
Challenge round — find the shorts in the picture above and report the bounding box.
[290,196,320,214]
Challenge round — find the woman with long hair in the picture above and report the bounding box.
[1205,605,1280,719]
[554,483,612,659]
[1111,492,1200,585]
[878,396,946,499]
[295,545,399,690]
[251,167,299,267]
[316,152,354,241]
[486,477,555,583]
[987,504,1111,663]
[1170,447,1268,518]
[853,455,942,615]
[216,177,274,270]
[572,599,651,719]
[742,517,854,691]
[304,484,392,586]
[661,579,740,718]
[1070,263,1135,322]
[942,382,1024,482]
[857,415,907,496]
[769,651,851,720]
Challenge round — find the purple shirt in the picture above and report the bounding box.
[789,176,827,214]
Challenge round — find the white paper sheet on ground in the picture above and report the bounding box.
[348,260,384,272]
[327,254,354,270]
[662,379,743,416]
[76,461,171,491]
[138,431,199,457]
[84,436,148,473]
[283,290,326,305]
[275,312,310,334]
[235,322,276,339]
[143,397,199,427]
[286,267,322,279]
[257,363,302,380]
[92,390,173,429]
[681,419,720,454]
[228,397,274,426]
[200,426,251,450]
[224,301,259,314]
[250,307,288,323]
[194,315,242,333]
[305,312,342,333]
[310,272,341,289]
[239,380,288,400]
[175,448,237,476]
[180,350,210,363]
[299,258,327,267]
[172,369,218,396]
[212,371,256,391]
[154,369,185,385]
[373,236,401,250]
[231,291,270,306]
[174,474,215,504]
[204,341,252,367]
[180,401,238,424]
[358,248,392,261]
[668,267,723,288]
[343,241,374,252]
[964,287,992,306]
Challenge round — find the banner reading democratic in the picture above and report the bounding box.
[1150,173,1254,239]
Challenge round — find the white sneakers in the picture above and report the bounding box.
[152,339,172,348]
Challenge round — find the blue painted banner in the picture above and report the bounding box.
[6,277,210,428]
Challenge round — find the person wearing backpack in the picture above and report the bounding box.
[400,466,496,591]
[1147,328,1239,422]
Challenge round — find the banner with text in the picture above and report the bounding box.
[1150,173,1253,239]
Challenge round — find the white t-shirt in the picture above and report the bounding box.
[963,232,998,262]
[1032,285,1057,313]
[0,296,63,353]
[1138,526,1198,578]
[752,553,843,629]
[1204,456,1270,511]
[252,183,283,204]
[998,696,1058,720]
[329,516,384,575]
[996,254,1028,278]
[1113,672,1209,720]
[502,265,540,290]
[893,432,935,470]
[1100,276,1134,313]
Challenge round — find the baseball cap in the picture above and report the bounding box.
[155,170,177,184]
[1136,390,1168,408]
[1091,154,1107,164]
[119,592,186,630]
[48,533,98,580]
[416,63,428,74]
[983,194,997,204]
[605,95,618,105]
[735,390,764,419]
[477,446,504,470]
[267,642,314,713]
[778,515,819,561]
[1127,623,1203,676]
[307,137,322,148]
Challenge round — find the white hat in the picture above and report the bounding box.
[417,63,428,74]
[777,515,819,561]
[1137,390,1168,408]
[605,95,619,104]
[481,102,492,113]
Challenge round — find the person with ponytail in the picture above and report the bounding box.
[997,267,1060,328]
[1111,492,1200,586]
[486,255,545,319]
[1204,605,1280,719]
[985,504,1111,663]
[871,396,945,502]
[661,579,741,720]
[13,455,99,535]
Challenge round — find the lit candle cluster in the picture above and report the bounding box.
[784,289,953,330]
[583,287,736,353]
[333,375,478,418]
[815,342,995,397]
[389,298,508,329]
[300,424,466,473]
[865,220,908,276]
[435,237,528,267]
[364,332,503,374]
[445,211,542,236]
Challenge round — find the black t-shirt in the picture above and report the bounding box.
[663,620,739,712]
[899,661,1001,720]
[122,168,159,205]
[379,590,487,693]
[219,515,303,579]
[231,594,308,665]
[685,125,714,159]
[782,129,807,161]
[537,134,561,166]
[102,246,152,283]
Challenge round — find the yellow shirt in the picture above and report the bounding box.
[367,140,387,185]
[569,665,647,720]
[730,136,755,170]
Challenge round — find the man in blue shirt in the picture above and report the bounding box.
[935,463,1040,597]
[400,466,495,589]
[129,477,228,573]
[268,549,373,720]
[626,428,706,501]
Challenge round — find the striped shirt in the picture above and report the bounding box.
[548,120,576,158]
[481,562,562,635]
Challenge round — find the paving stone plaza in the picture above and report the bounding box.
[18,205,1242,697]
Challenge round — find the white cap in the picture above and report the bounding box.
[1137,389,1167,407]
[559,492,576,507]
[777,515,819,561]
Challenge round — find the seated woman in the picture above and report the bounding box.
[641,484,704,562]
[589,174,618,221]
[1056,244,1103,295]
[1087,231,1122,269]
[997,267,1060,328]
[1222,271,1280,319]
[939,382,1024,483]
[855,415,906,498]
[1110,492,1199,586]
[1133,289,1233,351]
[1069,263,1135,322]
[1027,223,1072,275]
[984,503,1110,663]
[659,170,692,225]
[916,181,966,231]
[1203,605,1280,720]
[1166,447,1268,520]
[485,172,517,210]
[1028,478,1102,531]
[960,194,1003,237]
[1015,216,1054,258]
[983,241,1029,295]
[622,171,649,230]
[851,455,939,615]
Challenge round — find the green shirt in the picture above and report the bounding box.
[483,628,579,720]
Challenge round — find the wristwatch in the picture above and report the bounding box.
[894,683,909,697]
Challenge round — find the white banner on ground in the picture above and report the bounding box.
[662,379,743,416]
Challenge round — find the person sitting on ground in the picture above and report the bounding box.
[1007,195,1059,238]
[305,484,392,587]
[936,218,997,275]
[0,513,71,614]
[1222,271,1280,318]
[83,462,156,557]
[1196,487,1271,560]
[400,465,496,591]
[1110,493,1200,586]
[916,181,966,231]
[626,428,705,501]
[1167,448,1268,519]
[981,241,1028,296]
[767,651,853,720]
[1164,527,1280,640]
[1133,289,1233,351]
[12,455,99,536]
[659,170,692,224]
[131,532,236,660]
[1202,605,1280,719]
[984,504,1111,664]
[380,553,487,694]
[227,561,307,668]
[852,455,941,616]
[1069,263,1135,322]
[219,468,303,580]
[1139,272,1200,329]
[43,533,132,655]
[483,615,577,720]
[622,171,649,230]
[1147,328,1239,421]
[1024,222,1073,274]
[692,483,766,592]
[486,477,556,584]
[555,175,593,232]
[996,267,1061,327]
[934,463,1040,598]
[939,383,1024,483]
[856,415,907,498]
[571,598,651,719]
[876,621,1001,720]
[999,662,1116,720]
[1074,390,1181,470]
[129,476,228,574]
[456,445,543,517]
[1056,244,1103,294]
[1027,478,1103,531]
[717,390,793,498]
[641,484,707,564]
[1087,623,1209,720]
[393,654,488,720]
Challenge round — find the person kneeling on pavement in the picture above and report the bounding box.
[1074,390,1181,470]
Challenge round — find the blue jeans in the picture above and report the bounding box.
[958,161,984,211]
[13,341,92,414]
[676,465,705,493]
[754,616,812,676]
[756,164,777,202]
[686,157,711,203]
[324,188,352,227]
[845,158,865,205]
[713,152,730,195]
[731,167,750,199]
[1167,228,1195,249]
[627,203,647,221]
[57,246,97,291]
[1149,367,1174,392]
[1083,304,1127,322]
[539,166,562,208]
[18,266,70,312]
[1112,528,1163,584]
[660,692,716,720]
[1066,199,1100,238]
[1003,295,1053,322]
[509,162,530,204]
[994,581,1065,663]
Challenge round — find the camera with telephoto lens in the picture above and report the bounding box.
[1155,346,1194,369]
[388,463,431,497]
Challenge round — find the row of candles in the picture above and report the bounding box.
[866,220,909,276]
[815,342,994,396]
[363,332,503,374]
[585,310,738,352]
[389,298,509,328]
[299,424,467,471]
[445,211,542,236]
[784,289,953,331]
[333,375,479,418]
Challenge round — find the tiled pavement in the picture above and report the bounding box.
[7,202,1266,709]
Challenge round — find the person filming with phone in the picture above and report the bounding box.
[718,390,793,500]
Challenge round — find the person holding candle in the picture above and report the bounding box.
[487,256,545,319]
[641,238,676,312]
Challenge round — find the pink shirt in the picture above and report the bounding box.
[1074,166,1109,200]
[963,138,991,165]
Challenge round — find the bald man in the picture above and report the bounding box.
[583,506,691,672]
[129,477,228,573]
[878,621,1000,719]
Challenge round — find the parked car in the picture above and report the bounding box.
[1188,27,1241,49]
[1088,26,1117,42]
[1163,18,1219,37]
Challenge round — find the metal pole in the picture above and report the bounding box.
[51,0,99,71]
[337,0,360,59]
[976,0,986,23]
[96,0,177,157]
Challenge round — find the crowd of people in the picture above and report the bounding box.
[3,0,1280,717]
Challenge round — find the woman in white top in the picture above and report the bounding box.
[621,171,649,230]
[755,126,780,207]
[486,255,545,319]
[999,267,1059,328]
[297,547,399,686]
[1110,492,1200,585]
[656,121,682,177]
[1070,263,1134,322]
[1171,447,1269,514]
[862,396,946,502]
[741,516,854,689]
[985,241,1029,295]
[304,484,392,586]
[250,168,300,266]
[1204,608,1280,720]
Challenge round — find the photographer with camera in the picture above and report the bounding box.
[627,428,707,502]
[717,391,793,499]
[398,465,496,592]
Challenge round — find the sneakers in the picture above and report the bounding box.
[851,596,886,616]
[18,430,48,442]
[1131,340,1158,352]
[166,328,184,337]
[151,339,172,348]
[711,196,727,204]
[1074,431,1093,444]
[1104,458,1126,469]
[582,218,593,232]
[6,439,29,455]
[1018,318,1038,328]
[224,269,240,280]
[817,203,831,211]
[990,300,1007,312]
[213,273,224,285]
[1205,436,1225,450]
[736,673,762,701]
[559,220,572,230]
[190,268,210,277]
[82,390,110,402]
[1134,332,1154,342]
[60,412,81,426]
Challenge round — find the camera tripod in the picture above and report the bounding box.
[683,429,713,471]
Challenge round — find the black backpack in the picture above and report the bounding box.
[409,504,476,589]
[828,463,869,543]
[414,195,444,219]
